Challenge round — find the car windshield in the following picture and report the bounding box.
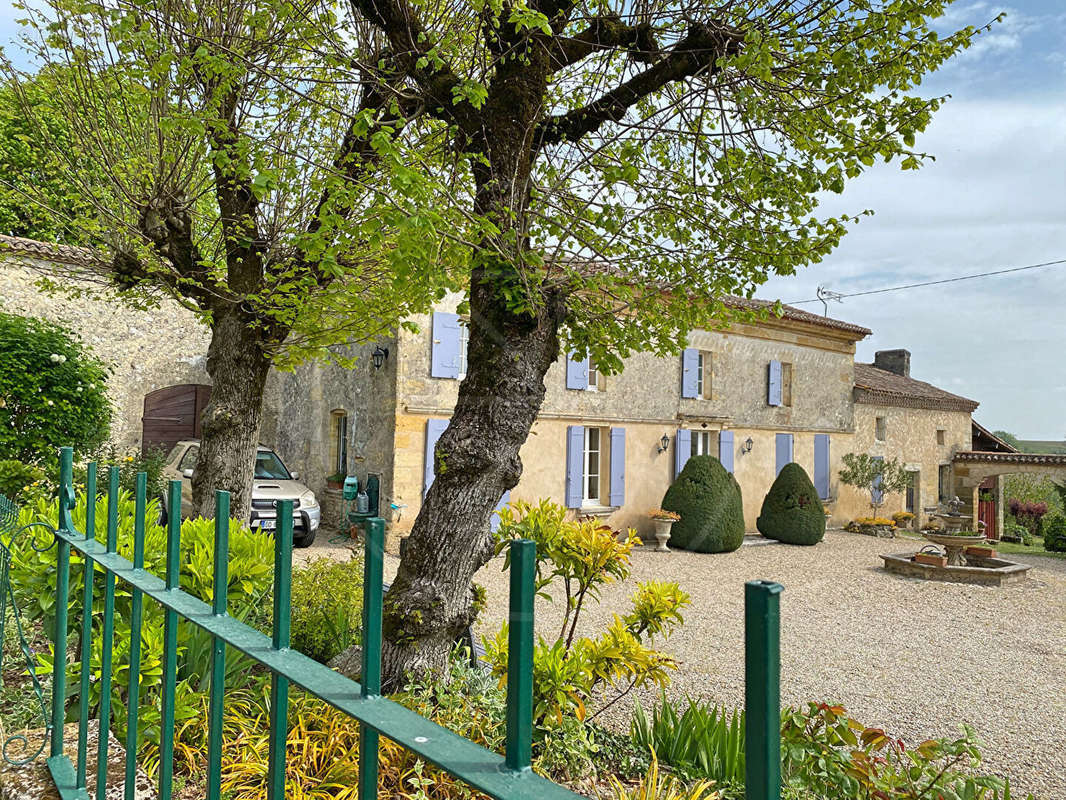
[255,450,291,480]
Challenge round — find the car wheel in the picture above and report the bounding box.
[294,528,316,548]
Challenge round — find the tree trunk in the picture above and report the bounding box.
[191,305,273,521]
[379,276,567,688]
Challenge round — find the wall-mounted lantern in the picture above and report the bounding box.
[743,436,754,454]
[657,434,671,454]
[371,346,389,369]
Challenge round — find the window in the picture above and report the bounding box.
[457,321,469,378]
[583,427,601,503]
[936,429,946,445]
[875,417,887,442]
[780,362,793,406]
[938,464,952,503]
[330,410,348,475]
[691,430,713,458]
[178,446,199,473]
[905,470,918,513]
[768,360,792,406]
[255,450,292,480]
[587,361,599,391]
[696,352,712,399]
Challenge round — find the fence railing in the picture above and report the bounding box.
[31,446,782,800]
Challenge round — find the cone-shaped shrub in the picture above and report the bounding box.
[661,455,745,553]
[756,463,826,545]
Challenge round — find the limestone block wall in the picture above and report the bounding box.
[835,403,973,525]
[0,257,211,451]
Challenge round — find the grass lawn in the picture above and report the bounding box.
[995,537,1066,560]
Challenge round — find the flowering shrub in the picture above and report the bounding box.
[0,312,111,463]
[1008,499,1048,536]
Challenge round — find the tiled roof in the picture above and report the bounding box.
[971,420,1019,453]
[724,296,871,337]
[954,451,1066,467]
[854,363,979,413]
[0,234,99,269]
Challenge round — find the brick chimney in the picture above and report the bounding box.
[874,349,910,377]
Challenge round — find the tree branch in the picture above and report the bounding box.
[545,15,658,73]
[536,21,744,148]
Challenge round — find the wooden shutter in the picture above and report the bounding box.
[767,360,783,406]
[609,428,626,506]
[565,426,585,508]
[681,348,699,398]
[489,490,511,533]
[718,430,734,474]
[675,429,691,477]
[814,434,830,499]
[423,418,449,497]
[566,353,589,390]
[872,455,885,505]
[430,312,462,378]
[775,433,793,476]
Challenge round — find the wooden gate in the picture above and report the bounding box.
[141,384,211,455]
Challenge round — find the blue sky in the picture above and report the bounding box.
[2,2,1064,438]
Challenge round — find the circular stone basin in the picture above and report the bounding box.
[921,532,988,548]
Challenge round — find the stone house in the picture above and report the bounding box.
[8,235,1047,546]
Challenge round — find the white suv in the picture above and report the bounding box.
[161,440,321,547]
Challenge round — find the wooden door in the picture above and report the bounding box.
[141,384,212,455]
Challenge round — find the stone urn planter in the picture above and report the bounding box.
[646,510,680,552]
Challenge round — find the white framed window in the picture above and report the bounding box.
[583,427,601,503]
[696,353,705,398]
[586,362,599,391]
[457,321,470,378]
[691,430,713,458]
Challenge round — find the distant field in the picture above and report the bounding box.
[1019,440,1066,454]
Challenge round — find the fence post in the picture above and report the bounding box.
[76,462,97,788]
[159,480,183,800]
[358,517,384,800]
[96,466,119,800]
[206,491,230,800]
[267,500,294,800]
[49,447,75,758]
[505,539,535,772]
[745,580,783,800]
[123,472,148,799]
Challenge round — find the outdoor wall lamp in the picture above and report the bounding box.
[371,346,389,369]
[657,434,671,454]
[743,437,754,454]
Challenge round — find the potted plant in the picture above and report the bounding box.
[326,471,345,490]
[892,511,915,530]
[647,509,680,552]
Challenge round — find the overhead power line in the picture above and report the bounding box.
[787,257,1066,306]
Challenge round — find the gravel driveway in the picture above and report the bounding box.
[434,531,1066,800]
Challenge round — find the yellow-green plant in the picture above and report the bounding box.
[606,755,719,800]
[290,556,364,664]
[486,500,690,728]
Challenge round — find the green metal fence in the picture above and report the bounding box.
[33,446,783,799]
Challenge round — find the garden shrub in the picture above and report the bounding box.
[1043,515,1066,553]
[0,312,111,463]
[660,455,744,553]
[290,557,364,664]
[1008,499,1049,537]
[0,459,45,501]
[757,463,826,545]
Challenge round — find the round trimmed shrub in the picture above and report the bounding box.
[0,312,111,463]
[757,463,826,545]
[1044,515,1066,553]
[660,455,745,553]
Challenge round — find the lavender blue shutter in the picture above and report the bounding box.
[565,426,584,508]
[675,429,691,477]
[490,490,511,532]
[775,433,793,476]
[872,455,884,505]
[681,348,699,398]
[566,353,589,390]
[718,430,734,474]
[768,360,783,406]
[423,418,449,496]
[814,434,830,499]
[609,428,626,506]
[430,312,462,378]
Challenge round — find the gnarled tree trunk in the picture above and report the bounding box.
[191,304,273,521]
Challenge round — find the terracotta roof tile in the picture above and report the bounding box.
[854,363,979,413]
[0,234,99,269]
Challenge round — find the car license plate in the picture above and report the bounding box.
[257,519,276,530]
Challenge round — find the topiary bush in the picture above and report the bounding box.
[660,455,745,553]
[1044,515,1066,553]
[0,312,111,463]
[757,463,826,545]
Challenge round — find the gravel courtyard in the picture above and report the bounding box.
[379,530,1066,799]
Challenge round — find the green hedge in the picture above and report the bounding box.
[661,455,745,554]
[291,556,364,663]
[1044,515,1066,553]
[757,463,826,546]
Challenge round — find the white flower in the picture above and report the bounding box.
[57,354,67,363]
[46,400,54,406]
[49,353,61,363]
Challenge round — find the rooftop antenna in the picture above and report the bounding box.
[816,285,844,317]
